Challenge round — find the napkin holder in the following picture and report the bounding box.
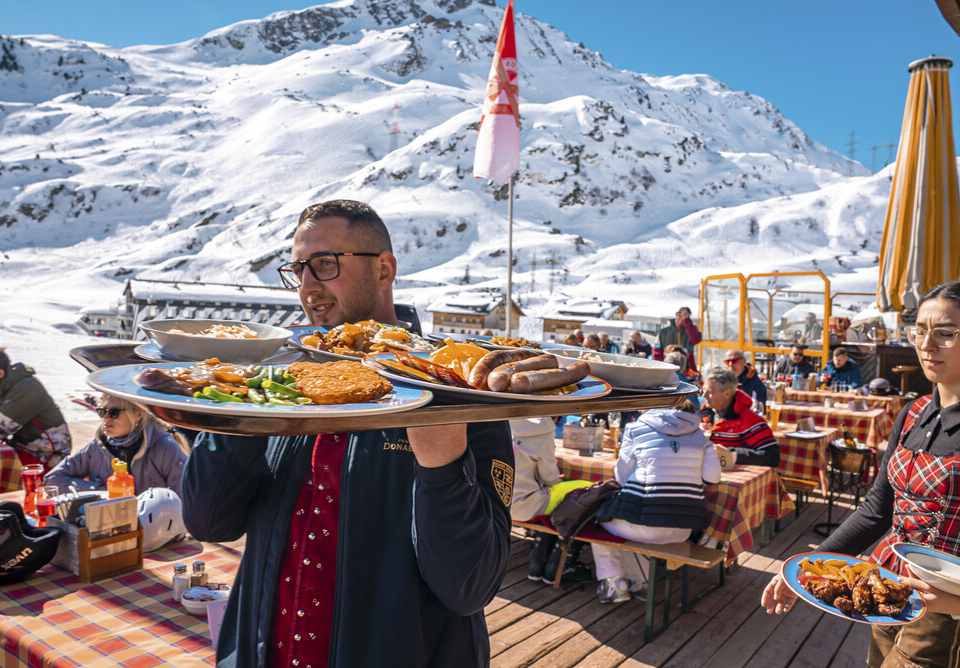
[563,424,605,456]
[48,497,143,582]
[796,417,817,433]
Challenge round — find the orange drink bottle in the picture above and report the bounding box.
[21,464,44,514]
[107,459,136,499]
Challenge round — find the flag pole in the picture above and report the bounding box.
[506,175,514,337]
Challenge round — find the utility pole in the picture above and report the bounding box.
[845,131,858,176]
[870,142,896,173]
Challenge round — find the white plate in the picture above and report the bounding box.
[88,362,432,418]
[611,384,680,394]
[893,542,960,596]
[135,342,303,365]
[362,351,611,403]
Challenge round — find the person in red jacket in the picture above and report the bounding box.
[653,306,702,372]
[699,366,779,467]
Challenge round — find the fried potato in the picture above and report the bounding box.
[429,340,489,380]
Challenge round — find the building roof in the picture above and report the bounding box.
[124,279,301,307]
[426,292,522,316]
[545,299,626,320]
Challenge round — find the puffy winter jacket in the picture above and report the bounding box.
[510,418,562,522]
[0,362,71,464]
[737,364,767,405]
[818,359,863,388]
[44,421,187,497]
[701,390,780,467]
[597,409,721,529]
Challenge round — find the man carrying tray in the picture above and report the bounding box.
[181,200,514,667]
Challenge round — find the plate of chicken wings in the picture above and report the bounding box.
[781,551,925,625]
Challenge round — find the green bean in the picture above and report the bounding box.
[247,388,265,404]
[244,367,267,387]
[192,391,215,401]
[202,386,245,403]
[282,373,297,385]
[267,397,297,405]
[262,379,301,398]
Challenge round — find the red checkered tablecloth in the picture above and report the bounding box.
[776,402,893,448]
[555,447,793,565]
[0,538,242,667]
[774,427,838,492]
[784,389,904,423]
[0,443,22,493]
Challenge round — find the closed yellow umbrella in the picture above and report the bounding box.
[878,56,960,314]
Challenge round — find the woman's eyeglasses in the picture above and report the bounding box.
[905,326,960,348]
[96,407,124,419]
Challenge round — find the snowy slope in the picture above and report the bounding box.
[1,0,889,339]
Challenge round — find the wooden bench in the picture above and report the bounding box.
[513,519,726,642]
[780,476,820,523]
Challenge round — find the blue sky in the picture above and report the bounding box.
[4,1,958,168]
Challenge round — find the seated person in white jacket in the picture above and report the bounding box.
[591,399,722,604]
[510,417,590,583]
[44,395,189,497]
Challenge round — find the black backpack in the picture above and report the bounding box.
[545,479,622,586]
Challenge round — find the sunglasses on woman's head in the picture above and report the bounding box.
[96,407,124,419]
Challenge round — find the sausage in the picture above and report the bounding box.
[486,355,558,392]
[468,348,540,390]
[509,361,591,394]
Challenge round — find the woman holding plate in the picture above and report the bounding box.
[761,280,960,667]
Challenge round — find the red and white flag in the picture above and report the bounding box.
[473,0,519,186]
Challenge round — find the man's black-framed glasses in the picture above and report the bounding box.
[278,251,381,289]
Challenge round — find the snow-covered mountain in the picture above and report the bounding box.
[1,0,886,326]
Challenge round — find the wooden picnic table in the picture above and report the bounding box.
[775,400,893,448]
[0,443,23,493]
[0,491,241,667]
[774,425,839,493]
[783,387,904,423]
[70,344,697,435]
[553,446,793,566]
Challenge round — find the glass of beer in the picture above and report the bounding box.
[769,403,781,431]
[21,464,44,515]
[35,486,59,527]
[608,412,622,456]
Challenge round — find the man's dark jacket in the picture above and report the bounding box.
[773,356,816,379]
[182,423,513,667]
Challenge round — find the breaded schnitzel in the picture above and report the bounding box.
[287,360,393,405]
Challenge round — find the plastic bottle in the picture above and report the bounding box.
[172,564,189,602]
[106,458,135,499]
[189,561,208,588]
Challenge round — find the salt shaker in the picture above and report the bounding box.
[172,564,188,602]
[189,561,208,588]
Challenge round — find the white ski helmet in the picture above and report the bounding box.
[137,488,187,553]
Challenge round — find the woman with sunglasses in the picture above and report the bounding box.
[762,280,960,667]
[43,395,189,497]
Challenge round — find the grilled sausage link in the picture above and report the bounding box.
[509,361,591,394]
[486,354,559,392]
[468,348,539,390]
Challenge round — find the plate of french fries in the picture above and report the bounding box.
[782,552,925,624]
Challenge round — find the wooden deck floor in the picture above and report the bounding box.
[487,490,874,668]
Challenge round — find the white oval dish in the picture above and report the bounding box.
[544,348,678,389]
[139,319,292,364]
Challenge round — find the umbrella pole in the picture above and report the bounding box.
[506,175,514,337]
